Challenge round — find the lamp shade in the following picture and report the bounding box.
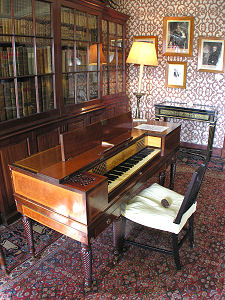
[89,44,106,65]
[126,41,158,66]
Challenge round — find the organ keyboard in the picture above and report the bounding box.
[9,112,181,287]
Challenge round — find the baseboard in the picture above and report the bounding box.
[222,136,225,158]
[180,142,222,158]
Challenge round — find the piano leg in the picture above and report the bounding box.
[22,215,35,257]
[80,243,92,288]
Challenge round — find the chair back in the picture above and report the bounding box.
[174,163,207,224]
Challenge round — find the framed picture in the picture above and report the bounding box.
[133,35,158,56]
[198,37,225,73]
[163,16,194,56]
[166,61,187,89]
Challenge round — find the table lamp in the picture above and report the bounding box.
[126,41,158,119]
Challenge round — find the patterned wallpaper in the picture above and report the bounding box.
[118,0,225,150]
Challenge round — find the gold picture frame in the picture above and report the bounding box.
[133,35,158,57]
[198,37,225,73]
[163,16,194,56]
[166,61,187,89]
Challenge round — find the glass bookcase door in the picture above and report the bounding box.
[102,20,125,97]
[0,0,55,123]
[61,6,100,106]
[35,1,54,113]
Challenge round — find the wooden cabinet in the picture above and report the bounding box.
[0,0,129,223]
[0,0,56,122]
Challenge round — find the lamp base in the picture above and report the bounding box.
[134,93,145,119]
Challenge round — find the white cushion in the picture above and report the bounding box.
[122,183,196,234]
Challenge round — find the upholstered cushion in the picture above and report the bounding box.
[122,183,196,234]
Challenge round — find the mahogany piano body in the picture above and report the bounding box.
[9,112,181,287]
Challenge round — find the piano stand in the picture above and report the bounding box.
[22,215,35,257]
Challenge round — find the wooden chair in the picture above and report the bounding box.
[114,163,207,269]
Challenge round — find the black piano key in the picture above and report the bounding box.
[110,170,123,176]
[114,166,130,172]
[106,174,118,181]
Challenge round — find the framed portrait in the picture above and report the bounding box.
[133,35,158,56]
[198,37,225,73]
[163,16,194,56]
[166,61,187,89]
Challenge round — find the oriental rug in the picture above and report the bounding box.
[0,163,224,299]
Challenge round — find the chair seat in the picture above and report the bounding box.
[122,183,197,234]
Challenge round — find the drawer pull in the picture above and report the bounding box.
[106,218,111,224]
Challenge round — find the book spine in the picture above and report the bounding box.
[30,79,36,114]
[0,82,6,121]
[2,49,9,77]
[27,79,32,115]
[38,78,43,112]
[23,47,29,75]
[17,81,23,117]
[21,81,28,116]
[7,47,14,77]
[10,81,17,118]
[43,47,48,74]
[16,46,24,76]
[46,46,52,73]
[3,81,13,120]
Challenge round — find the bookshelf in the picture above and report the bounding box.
[0,0,54,122]
[0,0,129,224]
[60,6,100,105]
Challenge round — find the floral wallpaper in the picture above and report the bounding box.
[118,0,225,150]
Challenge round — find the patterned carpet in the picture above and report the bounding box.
[0,158,224,299]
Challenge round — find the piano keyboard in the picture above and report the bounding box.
[105,147,160,192]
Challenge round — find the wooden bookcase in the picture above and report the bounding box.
[0,0,129,224]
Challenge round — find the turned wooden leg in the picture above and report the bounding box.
[80,243,92,288]
[0,243,8,275]
[170,159,176,190]
[159,170,166,186]
[189,215,194,248]
[22,215,35,257]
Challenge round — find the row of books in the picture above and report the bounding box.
[0,45,52,78]
[61,9,97,29]
[0,81,16,121]
[0,77,54,122]
[36,46,52,75]
[38,76,54,112]
[0,17,51,41]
